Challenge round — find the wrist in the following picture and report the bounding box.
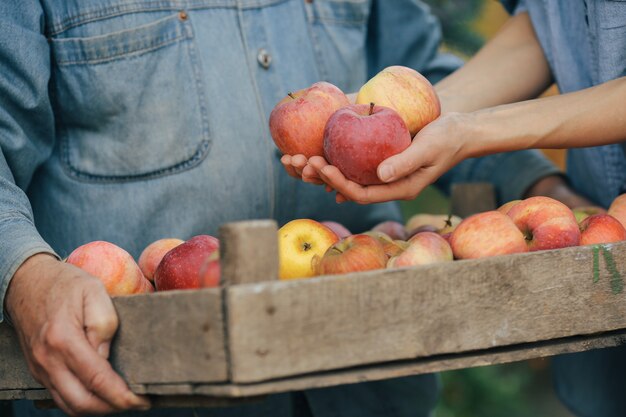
[5,253,59,321]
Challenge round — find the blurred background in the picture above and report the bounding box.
[404,1,573,416]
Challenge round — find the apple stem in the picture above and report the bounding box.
[288,92,296,100]
[369,102,375,115]
[303,242,312,251]
[445,213,453,228]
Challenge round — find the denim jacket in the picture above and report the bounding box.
[2,1,559,416]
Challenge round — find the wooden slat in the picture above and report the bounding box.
[0,288,227,391]
[451,183,497,217]
[111,288,226,384]
[220,220,279,285]
[226,241,626,382]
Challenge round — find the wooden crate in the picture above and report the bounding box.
[2,184,626,403]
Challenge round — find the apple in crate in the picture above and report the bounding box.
[199,251,221,288]
[608,194,626,228]
[579,214,626,245]
[278,219,339,280]
[497,200,521,215]
[315,234,387,275]
[450,211,528,259]
[388,232,453,268]
[363,231,409,258]
[154,235,220,291]
[572,206,606,224]
[371,220,407,240]
[269,81,350,157]
[138,238,184,281]
[67,241,154,296]
[507,196,580,251]
[321,220,352,239]
[405,213,462,237]
[323,103,411,185]
[356,65,440,136]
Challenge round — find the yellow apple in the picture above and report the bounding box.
[405,213,462,237]
[278,219,339,280]
[356,65,440,136]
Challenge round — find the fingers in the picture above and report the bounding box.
[377,141,428,183]
[280,154,308,178]
[82,283,118,357]
[302,164,325,185]
[48,365,117,416]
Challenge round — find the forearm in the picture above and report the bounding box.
[436,12,552,113]
[462,76,626,157]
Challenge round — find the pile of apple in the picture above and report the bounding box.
[269,66,440,185]
[278,195,626,280]
[65,235,220,296]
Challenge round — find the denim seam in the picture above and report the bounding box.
[55,30,189,66]
[48,0,290,36]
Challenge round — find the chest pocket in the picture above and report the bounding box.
[305,0,371,93]
[50,12,210,182]
[593,0,626,82]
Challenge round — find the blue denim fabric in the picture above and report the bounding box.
[0,1,558,416]
[501,1,626,416]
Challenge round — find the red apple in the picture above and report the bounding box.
[323,103,412,185]
[67,241,151,296]
[450,211,528,259]
[388,232,453,268]
[321,220,352,239]
[497,200,521,215]
[199,251,221,288]
[356,66,440,136]
[269,82,350,157]
[154,235,220,291]
[507,196,580,251]
[138,238,184,282]
[372,220,407,240]
[315,234,387,275]
[579,214,626,245]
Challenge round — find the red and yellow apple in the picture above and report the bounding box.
[199,251,221,288]
[269,81,350,157]
[405,213,462,237]
[507,196,580,251]
[321,220,352,239]
[371,220,407,240]
[579,214,626,245]
[154,235,220,291]
[497,200,521,215]
[323,103,412,185]
[315,234,387,275]
[278,219,339,280]
[138,238,184,282]
[388,232,453,268]
[67,241,152,296]
[450,211,528,259]
[356,66,440,136]
[608,194,626,229]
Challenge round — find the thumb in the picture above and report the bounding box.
[82,282,119,359]
[377,144,425,183]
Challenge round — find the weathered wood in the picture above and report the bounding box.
[450,183,497,217]
[0,288,227,391]
[111,288,227,384]
[227,241,626,382]
[220,220,279,285]
[3,329,625,400]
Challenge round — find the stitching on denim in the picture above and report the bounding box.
[63,141,211,183]
[48,0,290,36]
[56,32,187,65]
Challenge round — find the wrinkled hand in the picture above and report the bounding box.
[304,113,469,204]
[5,253,150,416]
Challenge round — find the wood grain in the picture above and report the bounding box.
[227,241,626,382]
